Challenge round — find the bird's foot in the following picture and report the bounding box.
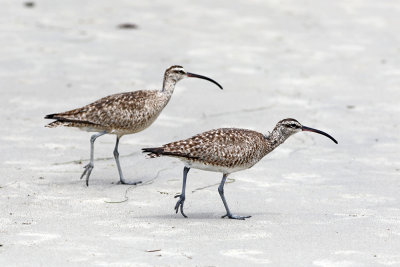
[80,163,94,187]
[117,179,142,185]
[174,194,187,218]
[221,213,251,220]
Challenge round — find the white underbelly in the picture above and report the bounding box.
[181,159,250,174]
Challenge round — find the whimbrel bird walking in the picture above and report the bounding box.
[45,65,223,186]
[143,118,337,220]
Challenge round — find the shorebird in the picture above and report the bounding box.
[45,65,223,186]
[143,118,337,220]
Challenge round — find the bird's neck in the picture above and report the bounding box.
[161,77,177,96]
[263,128,290,154]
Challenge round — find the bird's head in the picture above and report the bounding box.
[164,65,187,83]
[275,118,338,144]
[164,65,223,89]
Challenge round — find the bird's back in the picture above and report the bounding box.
[144,128,268,172]
[46,90,169,135]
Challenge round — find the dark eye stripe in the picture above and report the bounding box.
[287,124,298,128]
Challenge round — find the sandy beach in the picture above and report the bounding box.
[1,0,399,266]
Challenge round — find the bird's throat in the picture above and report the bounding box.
[264,128,291,154]
[162,77,177,95]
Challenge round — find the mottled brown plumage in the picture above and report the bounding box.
[45,65,223,186]
[143,118,337,219]
[146,128,269,172]
[46,90,169,136]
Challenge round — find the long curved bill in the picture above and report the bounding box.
[302,126,338,144]
[186,72,223,90]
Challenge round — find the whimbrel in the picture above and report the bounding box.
[143,118,337,220]
[45,65,223,186]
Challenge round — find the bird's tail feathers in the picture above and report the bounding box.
[45,120,65,128]
[142,147,164,158]
[44,113,57,119]
[142,147,200,160]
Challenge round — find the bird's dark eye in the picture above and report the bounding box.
[287,124,298,128]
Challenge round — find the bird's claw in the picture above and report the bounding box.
[80,163,94,186]
[174,194,187,218]
[221,213,251,220]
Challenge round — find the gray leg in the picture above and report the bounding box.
[80,131,107,186]
[219,173,251,220]
[113,136,142,185]
[174,166,190,218]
